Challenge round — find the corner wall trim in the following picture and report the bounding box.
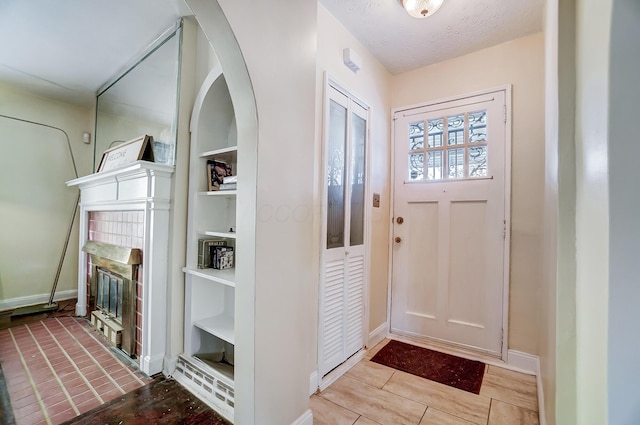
[0,289,78,312]
[309,370,319,396]
[291,409,313,425]
[368,322,388,349]
[506,349,538,374]
[536,356,546,425]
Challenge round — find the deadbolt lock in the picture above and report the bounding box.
[396,217,404,224]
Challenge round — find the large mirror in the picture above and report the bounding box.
[94,22,182,170]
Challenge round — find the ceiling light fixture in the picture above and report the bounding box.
[402,0,444,18]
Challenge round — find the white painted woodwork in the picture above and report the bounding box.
[67,160,174,376]
[177,64,238,421]
[319,81,369,378]
[391,89,508,357]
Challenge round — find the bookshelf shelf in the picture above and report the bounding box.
[199,146,237,159]
[194,314,235,345]
[198,230,237,239]
[199,190,237,197]
[182,267,236,287]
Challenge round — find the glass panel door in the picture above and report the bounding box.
[326,100,347,249]
[349,113,366,247]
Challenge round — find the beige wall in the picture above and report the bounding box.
[0,84,92,306]
[315,5,393,343]
[391,33,546,354]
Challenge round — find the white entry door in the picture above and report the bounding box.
[391,89,509,357]
[319,82,369,377]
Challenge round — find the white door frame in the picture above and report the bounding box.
[387,85,512,361]
[316,73,372,389]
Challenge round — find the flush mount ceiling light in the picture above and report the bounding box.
[402,0,445,18]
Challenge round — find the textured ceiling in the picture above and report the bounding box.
[319,0,544,74]
[0,0,544,106]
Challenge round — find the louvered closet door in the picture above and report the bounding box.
[319,83,368,377]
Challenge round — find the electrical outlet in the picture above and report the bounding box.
[373,193,380,208]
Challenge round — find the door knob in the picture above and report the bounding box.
[396,217,404,224]
[395,236,402,243]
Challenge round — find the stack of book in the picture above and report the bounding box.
[197,239,227,269]
[220,175,237,191]
[211,245,234,270]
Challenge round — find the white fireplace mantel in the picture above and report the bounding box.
[67,160,174,376]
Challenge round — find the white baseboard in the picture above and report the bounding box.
[368,321,388,348]
[291,409,313,425]
[309,370,319,396]
[0,289,78,312]
[506,349,538,375]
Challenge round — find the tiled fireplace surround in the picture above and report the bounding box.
[67,161,174,376]
[87,210,145,357]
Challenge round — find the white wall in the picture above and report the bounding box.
[607,0,640,422]
[217,2,317,423]
[189,1,317,424]
[315,4,392,347]
[0,84,92,307]
[573,0,611,422]
[391,33,546,355]
[540,0,579,422]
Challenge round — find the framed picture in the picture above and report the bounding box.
[97,135,154,172]
[207,159,232,191]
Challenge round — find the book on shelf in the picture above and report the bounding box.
[223,175,237,184]
[211,245,234,270]
[206,159,232,191]
[219,183,237,191]
[198,239,227,269]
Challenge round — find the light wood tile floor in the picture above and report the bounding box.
[311,339,539,425]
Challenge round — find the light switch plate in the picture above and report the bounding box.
[373,193,380,208]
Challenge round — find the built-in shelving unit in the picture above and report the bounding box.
[175,65,238,423]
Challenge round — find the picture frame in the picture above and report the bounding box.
[207,159,232,191]
[97,135,154,172]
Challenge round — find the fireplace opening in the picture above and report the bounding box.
[83,241,141,358]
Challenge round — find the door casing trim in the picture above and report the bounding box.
[388,85,512,361]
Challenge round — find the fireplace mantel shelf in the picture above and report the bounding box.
[67,161,174,191]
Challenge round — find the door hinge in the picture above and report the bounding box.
[503,105,507,123]
[503,220,507,239]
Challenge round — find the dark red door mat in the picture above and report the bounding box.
[371,340,485,394]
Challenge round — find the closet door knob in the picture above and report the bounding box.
[395,236,402,244]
